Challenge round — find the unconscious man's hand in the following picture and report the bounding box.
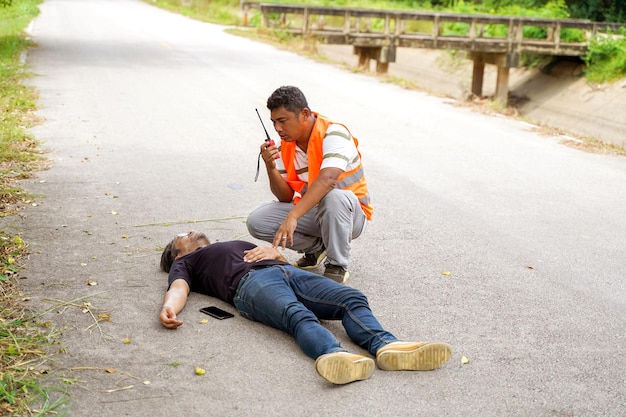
[160,306,183,329]
[243,246,286,263]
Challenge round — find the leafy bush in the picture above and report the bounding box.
[583,29,626,82]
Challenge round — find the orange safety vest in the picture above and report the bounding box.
[280,113,373,220]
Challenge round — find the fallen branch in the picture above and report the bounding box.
[133,215,247,228]
[41,294,113,341]
[68,366,137,378]
[39,293,106,318]
[104,385,134,393]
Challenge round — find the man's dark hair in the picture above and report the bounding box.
[160,240,178,273]
[267,86,309,115]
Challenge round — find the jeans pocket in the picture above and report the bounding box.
[234,272,253,320]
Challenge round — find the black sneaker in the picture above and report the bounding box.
[323,264,349,284]
[294,248,327,270]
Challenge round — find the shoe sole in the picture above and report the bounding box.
[377,342,452,371]
[315,354,375,385]
[324,270,349,284]
[294,250,327,270]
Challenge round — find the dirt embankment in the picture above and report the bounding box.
[318,44,626,151]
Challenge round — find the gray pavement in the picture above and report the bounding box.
[7,0,626,415]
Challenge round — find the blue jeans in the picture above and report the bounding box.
[233,265,398,359]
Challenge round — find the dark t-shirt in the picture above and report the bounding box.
[167,240,289,304]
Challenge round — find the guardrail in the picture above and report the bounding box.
[241,2,626,103]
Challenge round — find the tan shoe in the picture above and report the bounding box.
[376,341,452,371]
[315,352,375,384]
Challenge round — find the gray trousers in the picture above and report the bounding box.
[246,189,368,268]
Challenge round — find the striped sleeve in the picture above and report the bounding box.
[320,124,360,172]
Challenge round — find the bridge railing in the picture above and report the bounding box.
[242,2,625,59]
[240,2,625,103]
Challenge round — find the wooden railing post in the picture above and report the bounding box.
[302,7,309,36]
[397,17,404,35]
[242,2,249,27]
[554,22,561,51]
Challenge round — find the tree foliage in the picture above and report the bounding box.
[565,0,626,22]
[583,28,626,81]
[390,0,625,21]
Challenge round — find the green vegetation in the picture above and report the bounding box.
[147,0,242,25]
[1,0,70,415]
[0,0,42,177]
[583,28,626,82]
[565,0,626,22]
[0,231,69,416]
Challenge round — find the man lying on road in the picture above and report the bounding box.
[159,230,452,385]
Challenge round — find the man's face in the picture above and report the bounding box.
[174,231,210,258]
[270,106,309,143]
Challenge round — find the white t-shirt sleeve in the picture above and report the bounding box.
[321,124,360,172]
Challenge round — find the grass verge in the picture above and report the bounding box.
[1,0,70,415]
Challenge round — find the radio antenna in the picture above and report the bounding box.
[256,108,271,141]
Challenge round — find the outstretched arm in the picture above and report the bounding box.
[160,279,190,329]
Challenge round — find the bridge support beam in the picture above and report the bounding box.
[495,65,510,104]
[471,56,485,97]
[469,52,518,105]
[353,45,396,74]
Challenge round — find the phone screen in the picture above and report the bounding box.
[199,306,234,320]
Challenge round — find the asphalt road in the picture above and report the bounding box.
[10,0,625,415]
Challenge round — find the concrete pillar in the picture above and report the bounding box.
[354,46,383,72]
[471,57,485,97]
[357,53,369,70]
[495,65,510,104]
[376,61,389,74]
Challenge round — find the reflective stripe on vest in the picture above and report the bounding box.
[280,113,373,220]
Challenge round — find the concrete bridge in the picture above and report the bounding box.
[241,2,626,103]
